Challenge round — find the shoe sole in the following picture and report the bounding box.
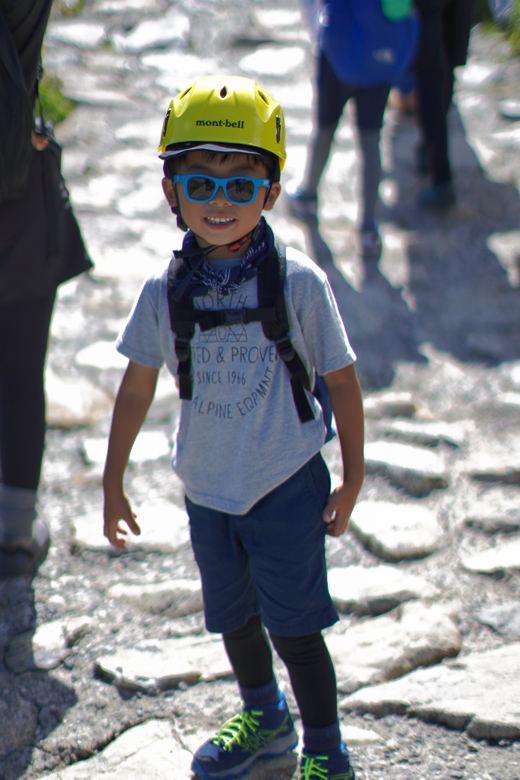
[0,536,50,579]
[191,731,298,779]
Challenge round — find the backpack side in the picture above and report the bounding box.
[0,10,34,204]
[319,0,419,86]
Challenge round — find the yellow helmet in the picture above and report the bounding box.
[158,75,286,173]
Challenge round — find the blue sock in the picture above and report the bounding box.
[303,721,341,754]
[239,677,280,709]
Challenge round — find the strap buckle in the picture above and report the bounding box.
[222,309,245,326]
[175,336,191,361]
[274,336,295,362]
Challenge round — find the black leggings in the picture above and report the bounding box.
[223,614,338,728]
[0,293,55,490]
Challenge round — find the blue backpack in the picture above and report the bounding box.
[319,0,419,86]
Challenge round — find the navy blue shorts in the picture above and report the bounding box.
[317,52,391,131]
[186,452,339,637]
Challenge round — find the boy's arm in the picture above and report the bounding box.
[103,360,160,550]
[322,363,365,537]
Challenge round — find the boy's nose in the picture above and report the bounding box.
[211,185,230,203]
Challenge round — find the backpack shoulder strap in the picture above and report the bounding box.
[259,244,315,423]
[167,244,316,423]
[167,256,196,400]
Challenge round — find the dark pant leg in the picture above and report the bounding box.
[413,2,452,184]
[0,292,55,489]
[223,614,274,688]
[0,0,53,100]
[270,631,338,728]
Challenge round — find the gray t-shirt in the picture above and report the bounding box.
[117,245,356,514]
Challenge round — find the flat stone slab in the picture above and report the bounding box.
[463,453,520,485]
[460,538,520,574]
[464,507,520,534]
[38,719,193,780]
[46,371,113,428]
[364,442,449,496]
[240,44,305,76]
[95,635,233,693]
[71,502,190,556]
[349,501,444,561]
[82,431,170,465]
[75,341,128,370]
[47,21,106,49]
[373,419,469,449]
[109,10,189,53]
[363,391,417,419]
[340,643,520,741]
[106,579,203,618]
[5,616,92,673]
[474,601,520,639]
[328,565,439,615]
[40,717,298,780]
[326,602,461,694]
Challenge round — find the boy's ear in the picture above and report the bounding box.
[263,182,281,212]
[162,177,177,207]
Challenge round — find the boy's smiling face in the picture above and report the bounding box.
[162,150,281,260]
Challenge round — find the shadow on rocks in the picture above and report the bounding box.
[303,98,520,391]
[0,577,76,780]
[384,103,520,367]
[306,222,428,391]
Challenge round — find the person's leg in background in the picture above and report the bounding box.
[355,81,391,258]
[413,0,456,210]
[0,291,55,577]
[286,52,349,224]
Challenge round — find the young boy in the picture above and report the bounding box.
[103,75,365,780]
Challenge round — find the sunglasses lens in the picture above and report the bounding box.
[226,178,256,203]
[186,176,216,201]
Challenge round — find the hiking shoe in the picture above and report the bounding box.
[191,691,298,779]
[0,518,50,579]
[416,180,456,211]
[358,229,382,259]
[286,186,319,224]
[300,744,355,779]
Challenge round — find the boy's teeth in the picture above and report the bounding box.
[207,217,234,224]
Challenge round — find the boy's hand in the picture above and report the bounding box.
[322,481,360,537]
[103,492,141,551]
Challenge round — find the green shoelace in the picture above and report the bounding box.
[300,752,355,780]
[213,709,289,754]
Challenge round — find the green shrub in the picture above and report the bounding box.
[37,72,75,126]
[510,0,520,54]
[475,0,520,56]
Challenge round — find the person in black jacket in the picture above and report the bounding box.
[0,0,92,578]
[413,0,477,210]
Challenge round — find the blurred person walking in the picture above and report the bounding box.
[413,0,477,209]
[288,0,418,257]
[0,0,92,578]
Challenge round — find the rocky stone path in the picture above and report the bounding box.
[1,1,520,779]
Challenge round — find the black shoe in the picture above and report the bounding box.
[417,181,456,211]
[0,518,50,578]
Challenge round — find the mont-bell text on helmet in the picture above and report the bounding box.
[195,119,245,128]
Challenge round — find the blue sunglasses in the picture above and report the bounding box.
[173,174,271,205]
